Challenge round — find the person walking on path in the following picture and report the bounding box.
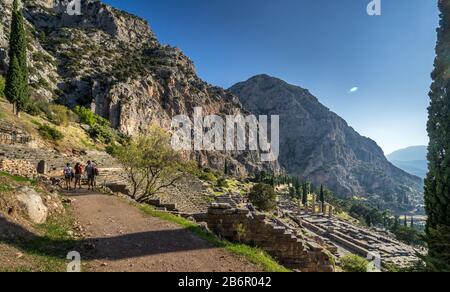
[63,163,74,191]
[85,161,98,190]
[74,162,84,190]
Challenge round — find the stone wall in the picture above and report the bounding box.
[0,159,37,177]
[0,123,32,145]
[194,204,334,272]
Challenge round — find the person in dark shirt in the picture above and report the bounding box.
[85,161,98,190]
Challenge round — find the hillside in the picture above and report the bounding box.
[0,0,277,177]
[230,75,424,210]
[387,146,428,179]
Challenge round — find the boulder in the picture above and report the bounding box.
[16,187,48,224]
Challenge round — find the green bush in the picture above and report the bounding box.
[391,226,425,246]
[105,144,121,156]
[0,75,5,99]
[38,125,64,141]
[46,104,75,126]
[73,106,124,145]
[248,183,277,212]
[89,124,114,144]
[340,254,369,273]
[25,100,44,116]
[74,106,110,127]
[74,106,96,126]
[217,177,229,188]
[198,168,218,182]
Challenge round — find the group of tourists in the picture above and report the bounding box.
[63,161,99,191]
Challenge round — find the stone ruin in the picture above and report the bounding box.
[276,195,422,268]
[193,203,335,272]
[0,158,37,178]
[0,122,31,145]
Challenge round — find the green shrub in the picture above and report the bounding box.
[105,144,121,156]
[46,104,76,126]
[217,177,229,188]
[25,101,43,116]
[89,124,115,144]
[248,183,277,212]
[38,125,64,141]
[340,254,369,273]
[0,75,5,99]
[391,226,425,246]
[198,172,217,183]
[74,106,110,127]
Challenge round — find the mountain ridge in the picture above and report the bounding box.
[230,74,424,209]
[387,146,428,179]
[0,0,278,177]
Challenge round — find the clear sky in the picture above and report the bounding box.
[103,0,439,154]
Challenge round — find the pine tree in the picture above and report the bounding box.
[424,0,450,272]
[5,0,29,116]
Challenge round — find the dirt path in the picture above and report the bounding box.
[66,190,261,272]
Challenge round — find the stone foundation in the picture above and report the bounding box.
[194,204,334,272]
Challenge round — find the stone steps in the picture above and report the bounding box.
[195,205,334,272]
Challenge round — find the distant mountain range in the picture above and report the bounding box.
[387,146,428,179]
[230,75,424,208]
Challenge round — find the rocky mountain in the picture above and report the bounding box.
[230,75,424,207]
[387,146,428,179]
[0,0,277,176]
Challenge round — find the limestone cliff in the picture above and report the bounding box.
[0,0,277,176]
[230,75,424,209]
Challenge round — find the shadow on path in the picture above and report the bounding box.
[0,214,214,262]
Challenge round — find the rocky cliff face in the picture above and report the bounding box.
[0,0,277,176]
[230,75,424,208]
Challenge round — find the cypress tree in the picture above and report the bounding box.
[301,182,308,206]
[424,0,450,272]
[5,0,29,116]
[393,216,400,231]
[320,185,325,207]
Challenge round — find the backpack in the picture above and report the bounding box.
[75,165,83,175]
[64,167,73,178]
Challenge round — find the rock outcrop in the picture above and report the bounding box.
[230,75,424,209]
[0,0,277,177]
[15,187,48,224]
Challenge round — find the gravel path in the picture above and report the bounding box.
[67,190,261,272]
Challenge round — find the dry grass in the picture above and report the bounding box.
[0,101,101,152]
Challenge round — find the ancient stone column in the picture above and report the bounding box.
[328,206,334,218]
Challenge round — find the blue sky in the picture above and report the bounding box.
[103,0,439,154]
